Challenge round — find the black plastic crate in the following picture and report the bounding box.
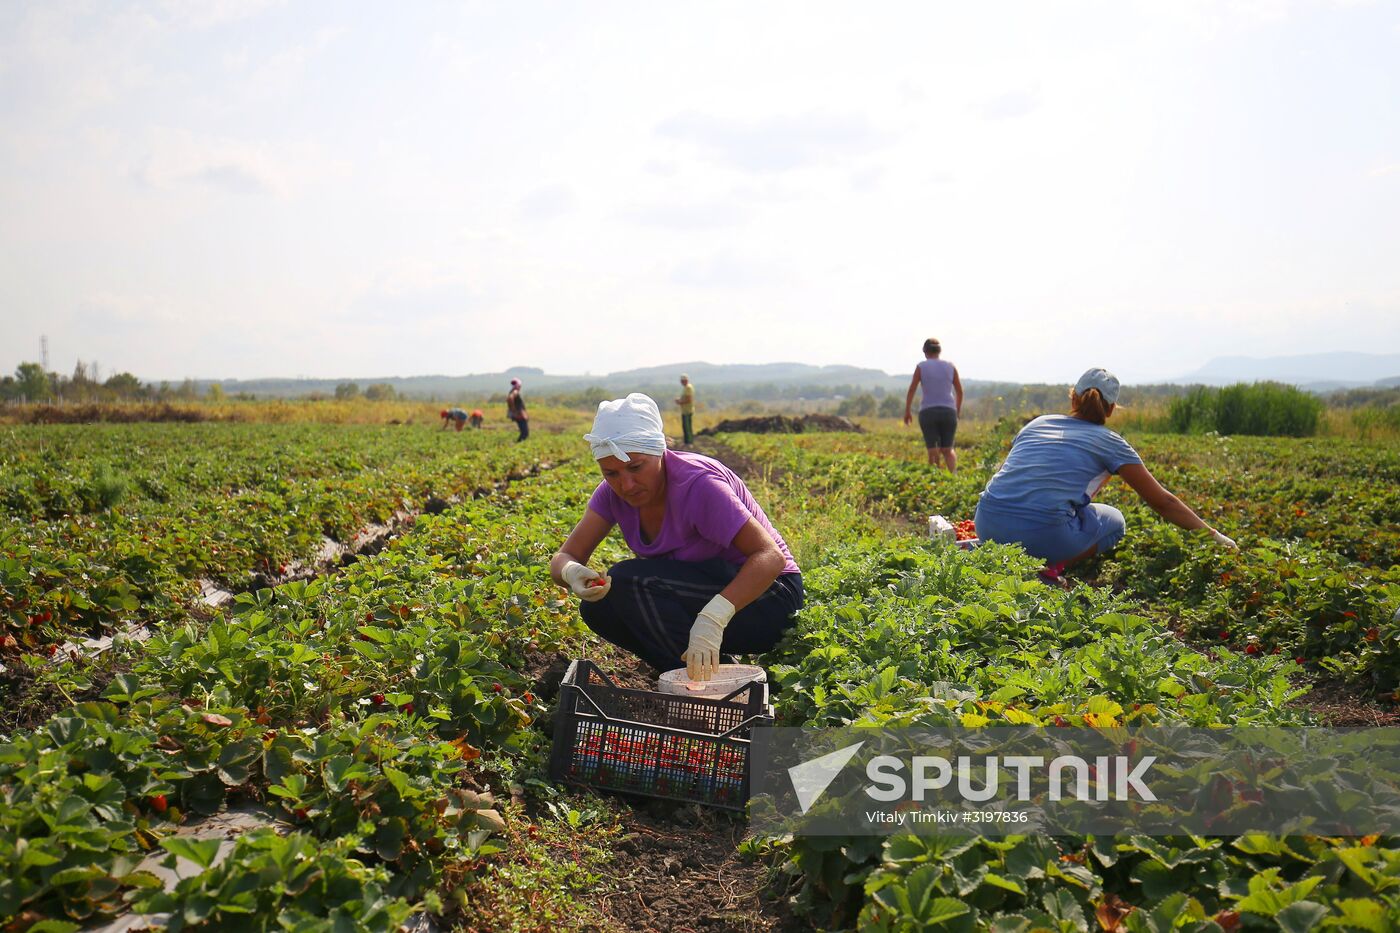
[548,659,772,811]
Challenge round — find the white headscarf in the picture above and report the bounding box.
[584,393,667,462]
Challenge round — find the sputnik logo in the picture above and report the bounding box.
[788,741,865,814]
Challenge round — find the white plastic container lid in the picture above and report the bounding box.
[928,515,955,540]
[658,663,766,699]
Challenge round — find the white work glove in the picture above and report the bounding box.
[683,594,736,682]
[561,561,611,602]
[1209,528,1239,550]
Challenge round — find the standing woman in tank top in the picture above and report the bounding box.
[903,338,964,472]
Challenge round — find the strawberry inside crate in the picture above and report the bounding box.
[549,659,771,810]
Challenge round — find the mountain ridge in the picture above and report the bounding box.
[173,353,1400,398]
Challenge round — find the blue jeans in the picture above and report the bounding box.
[974,502,1126,566]
[579,558,804,673]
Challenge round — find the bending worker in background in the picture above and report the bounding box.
[975,367,1238,579]
[549,393,803,681]
[903,337,963,472]
[440,408,468,431]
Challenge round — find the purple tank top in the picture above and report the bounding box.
[917,358,957,410]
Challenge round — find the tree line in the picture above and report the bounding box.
[0,362,408,404]
[0,361,159,403]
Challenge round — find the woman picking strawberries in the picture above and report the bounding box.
[975,368,1238,579]
[549,393,803,681]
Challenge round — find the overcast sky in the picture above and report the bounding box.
[3,0,1399,385]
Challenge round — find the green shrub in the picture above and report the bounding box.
[86,464,128,511]
[1167,382,1321,437]
[1167,386,1217,434]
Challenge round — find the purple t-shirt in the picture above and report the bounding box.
[587,450,799,574]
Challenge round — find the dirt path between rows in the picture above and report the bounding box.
[519,439,810,932]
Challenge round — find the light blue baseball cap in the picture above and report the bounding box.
[1074,367,1122,406]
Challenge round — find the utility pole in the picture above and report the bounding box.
[41,335,49,370]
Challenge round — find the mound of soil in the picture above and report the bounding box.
[19,403,213,424]
[696,414,863,437]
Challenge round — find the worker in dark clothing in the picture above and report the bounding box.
[507,379,529,442]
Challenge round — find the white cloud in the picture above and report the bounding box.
[670,251,782,290]
[978,86,1042,121]
[338,260,496,326]
[519,184,577,221]
[239,25,344,93]
[849,166,884,192]
[656,111,888,173]
[74,292,183,328]
[621,199,748,230]
[126,128,349,198]
[131,130,288,196]
[155,0,285,30]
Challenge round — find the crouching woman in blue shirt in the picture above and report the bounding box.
[974,368,1238,573]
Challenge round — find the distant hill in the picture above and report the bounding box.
[193,362,919,401]
[1169,352,1400,390]
[177,353,1400,402]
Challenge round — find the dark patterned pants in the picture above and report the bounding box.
[579,558,803,673]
